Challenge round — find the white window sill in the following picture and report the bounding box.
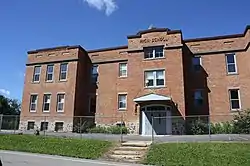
[32,81,40,84]
[144,57,165,61]
[45,80,54,83]
[29,110,37,113]
[118,108,127,111]
[119,76,127,78]
[230,109,241,112]
[57,110,64,113]
[59,79,67,82]
[144,86,165,89]
[227,72,238,76]
[42,110,50,113]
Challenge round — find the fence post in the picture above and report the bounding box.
[80,117,82,139]
[0,114,3,131]
[151,116,154,144]
[208,115,211,141]
[43,116,46,137]
[120,114,123,143]
[14,115,18,134]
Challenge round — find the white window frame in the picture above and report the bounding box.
[144,46,164,59]
[29,94,38,112]
[194,89,204,106]
[192,56,202,72]
[56,93,65,112]
[229,89,241,111]
[118,93,127,110]
[33,66,41,82]
[119,63,128,77]
[42,93,51,112]
[144,69,165,88]
[59,63,68,81]
[226,53,237,74]
[46,64,54,82]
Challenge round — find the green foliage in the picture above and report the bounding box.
[232,109,250,134]
[210,122,234,134]
[186,109,250,135]
[144,143,250,166]
[86,125,129,134]
[0,95,21,115]
[186,119,209,135]
[0,135,112,159]
[86,126,107,133]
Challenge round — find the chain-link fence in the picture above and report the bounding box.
[1,113,250,143]
[0,114,129,142]
[151,113,250,143]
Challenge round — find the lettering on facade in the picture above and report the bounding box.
[139,37,168,44]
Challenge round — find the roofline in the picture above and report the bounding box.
[87,45,128,53]
[184,25,250,42]
[27,45,85,54]
[127,28,182,39]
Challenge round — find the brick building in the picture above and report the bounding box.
[19,25,250,135]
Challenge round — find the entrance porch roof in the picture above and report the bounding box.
[133,93,172,102]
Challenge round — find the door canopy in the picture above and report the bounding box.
[133,93,172,102]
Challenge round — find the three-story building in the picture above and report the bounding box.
[19,25,250,135]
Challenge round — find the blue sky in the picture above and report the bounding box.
[0,0,249,101]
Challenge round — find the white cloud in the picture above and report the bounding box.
[83,0,118,16]
[0,89,10,96]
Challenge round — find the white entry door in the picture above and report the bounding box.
[142,105,172,136]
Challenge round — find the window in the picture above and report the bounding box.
[27,122,35,130]
[55,122,64,132]
[57,93,65,112]
[40,122,48,131]
[59,63,68,80]
[144,46,164,59]
[119,63,127,77]
[118,94,127,110]
[145,70,165,87]
[29,94,38,112]
[229,89,241,110]
[226,53,237,74]
[89,95,96,113]
[46,64,54,81]
[43,94,51,112]
[194,90,203,106]
[33,66,41,82]
[91,65,98,84]
[192,57,202,72]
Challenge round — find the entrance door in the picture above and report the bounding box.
[141,105,172,136]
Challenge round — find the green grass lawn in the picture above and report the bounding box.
[144,142,250,166]
[0,135,112,159]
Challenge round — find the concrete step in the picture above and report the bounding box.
[121,141,152,147]
[121,158,142,163]
[116,146,148,151]
[109,154,143,160]
[112,150,143,155]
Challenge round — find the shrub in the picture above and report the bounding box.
[86,125,129,134]
[86,126,107,133]
[186,119,209,135]
[107,126,129,134]
[232,109,250,134]
[210,122,234,134]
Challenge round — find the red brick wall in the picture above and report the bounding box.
[20,48,79,120]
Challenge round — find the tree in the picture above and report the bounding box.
[0,95,21,115]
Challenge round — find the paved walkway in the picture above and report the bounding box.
[0,151,145,166]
